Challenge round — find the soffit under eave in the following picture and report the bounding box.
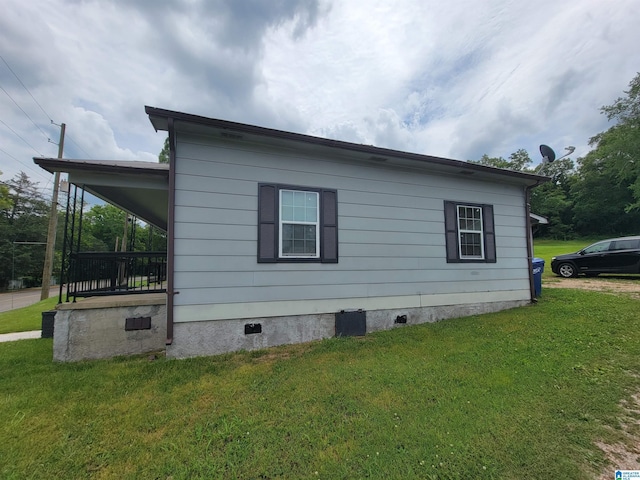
[69,181,168,232]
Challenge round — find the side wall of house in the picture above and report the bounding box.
[168,132,531,358]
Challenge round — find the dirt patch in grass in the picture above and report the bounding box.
[595,394,640,479]
[545,277,640,299]
[249,342,315,364]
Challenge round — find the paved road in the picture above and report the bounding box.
[0,287,60,313]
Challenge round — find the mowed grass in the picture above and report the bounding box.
[0,296,57,334]
[2,288,640,479]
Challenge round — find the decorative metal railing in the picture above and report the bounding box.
[67,251,166,299]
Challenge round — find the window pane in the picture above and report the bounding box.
[584,242,610,254]
[293,206,306,221]
[460,232,482,257]
[281,223,317,256]
[307,193,317,207]
[281,205,294,221]
[281,190,294,206]
[293,240,305,253]
[306,206,317,222]
[458,206,482,233]
[306,240,316,254]
[293,224,305,238]
[293,191,306,206]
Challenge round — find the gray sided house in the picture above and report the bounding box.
[35,106,547,361]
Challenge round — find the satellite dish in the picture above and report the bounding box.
[539,144,556,163]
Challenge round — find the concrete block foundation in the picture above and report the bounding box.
[53,294,166,362]
[167,299,529,359]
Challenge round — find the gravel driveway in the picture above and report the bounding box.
[545,276,640,299]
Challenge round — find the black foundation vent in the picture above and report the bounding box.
[394,314,407,324]
[125,317,151,331]
[335,310,366,337]
[245,323,262,335]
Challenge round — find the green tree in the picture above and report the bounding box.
[0,172,49,289]
[586,72,640,212]
[83,204,127,251]
[82,204,165,252]
[470,149,533,171]
[570,151,640,236]
[564,72,640,235]
[529,158,576,239]
[0,172,11,212]
[159,137,170,164]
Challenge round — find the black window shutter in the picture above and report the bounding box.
[444,201,459,263]
[321,189,338,263]
[258,184,277,262]
[483,204,496,263]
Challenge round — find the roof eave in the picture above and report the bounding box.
[145,105,549,187]
[33,157,169,177]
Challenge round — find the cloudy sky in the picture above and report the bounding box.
[1,0,639,196]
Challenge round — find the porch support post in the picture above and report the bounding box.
[58,183,73,304]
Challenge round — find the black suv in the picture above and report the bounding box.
[551,236,640,278]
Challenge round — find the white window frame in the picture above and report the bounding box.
[278,189,320,259]
[457,205,485,260]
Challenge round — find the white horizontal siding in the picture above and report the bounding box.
[171,131,531,313]
[174,252,529,273]
[175,267,527,289]
[176,140,524,206]
[174,278,530,306]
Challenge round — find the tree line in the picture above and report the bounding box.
[472,72,640,239]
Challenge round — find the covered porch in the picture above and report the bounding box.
[34,158,171,361]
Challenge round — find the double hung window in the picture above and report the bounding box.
[457,205,484,259]
[444,201,496,263]
[279,189,319,258]
[258,184,338,263]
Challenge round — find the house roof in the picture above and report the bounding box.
[146,105,549,187]
[33,106,549,232]
[33,158,169,230]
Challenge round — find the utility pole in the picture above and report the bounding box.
[40,123,65,301]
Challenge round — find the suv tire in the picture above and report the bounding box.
[558,263,577,278]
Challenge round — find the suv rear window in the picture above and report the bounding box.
[611,239,640,251]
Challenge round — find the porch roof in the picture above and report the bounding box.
[33,158,169,231]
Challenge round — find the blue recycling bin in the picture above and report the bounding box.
[532,258,545,297]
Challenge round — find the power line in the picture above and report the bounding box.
[0,82,52,142]
[0,118,45,157]
[1,56,95,163]
[0,146,51,182]
[0,54,54,122]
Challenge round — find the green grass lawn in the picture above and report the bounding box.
[0,296,58,334]
[1,288,639,479]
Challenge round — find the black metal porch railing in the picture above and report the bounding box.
[68,251,167,299]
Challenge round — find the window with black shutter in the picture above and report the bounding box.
[444,200,496,263]
[258,184,338,263]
